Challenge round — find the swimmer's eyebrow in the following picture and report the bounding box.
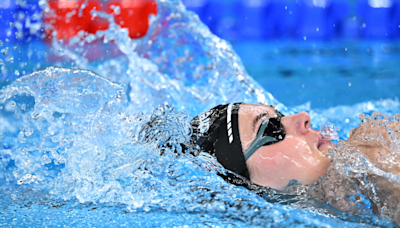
[253,112,269,132]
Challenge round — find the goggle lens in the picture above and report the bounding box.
[244,107,286,160]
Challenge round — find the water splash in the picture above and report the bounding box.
[320,122,339,140]
[45,0,287,116]
[0,66,371,227]
[299,113,400,225]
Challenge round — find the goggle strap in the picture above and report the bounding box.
[244,119,278,160]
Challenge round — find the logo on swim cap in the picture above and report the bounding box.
[197,111,211,134]
[227,103,234,144]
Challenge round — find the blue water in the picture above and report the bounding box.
[1,0,400,227]
[232,40,400,109]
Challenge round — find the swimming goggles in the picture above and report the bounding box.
[243,107,286,160]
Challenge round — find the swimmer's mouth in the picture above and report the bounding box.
[318,134,330,150]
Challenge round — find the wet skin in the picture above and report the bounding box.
[238,104,336,189]
[347,115,400,176]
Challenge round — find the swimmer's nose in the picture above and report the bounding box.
[282,112,311,135]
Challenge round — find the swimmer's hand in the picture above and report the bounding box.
[347,114,400,176]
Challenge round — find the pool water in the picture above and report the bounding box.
[1,0,400,227]
[232,40,400,109]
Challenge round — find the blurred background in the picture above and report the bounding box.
[0,0,399,108]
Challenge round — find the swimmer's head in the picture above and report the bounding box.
[191,103,250,179]
[191,103,336,189]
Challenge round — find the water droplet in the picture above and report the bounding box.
[316,27,319,31]
[33,113,41,118]
[110,5,121,15]
[13,46,17,50]
[1,47,9,56]
[348,82,351,87]
[14,70,20,76]
[5,56,13,63]
[9,22,14,27]
[41,155,51,165]
[303,36,307,40]
[320,123,339,140]
[25,129,34,137]
[10,101,16,106]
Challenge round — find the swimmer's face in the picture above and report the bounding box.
[238,104,335,189]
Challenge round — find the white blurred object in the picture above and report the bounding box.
[0,0,11,9]
[368,0,393,8]
[305,0,330,8]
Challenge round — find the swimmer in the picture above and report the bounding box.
[191,103,400,223]
[191,103,335,189]
[191,103,400,188]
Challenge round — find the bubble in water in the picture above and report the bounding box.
[14,70,20,76]
[10,101,16,106]
[9,22,14,27]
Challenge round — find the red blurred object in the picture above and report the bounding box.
[108,0,157,38]
[44,0,109,41]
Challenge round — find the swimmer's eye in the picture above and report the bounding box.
[256,108,286,143]
[261,118,285,139]
[253,106,284,133]
[244,109,286,160]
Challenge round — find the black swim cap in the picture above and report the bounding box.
[191,103,249,179]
